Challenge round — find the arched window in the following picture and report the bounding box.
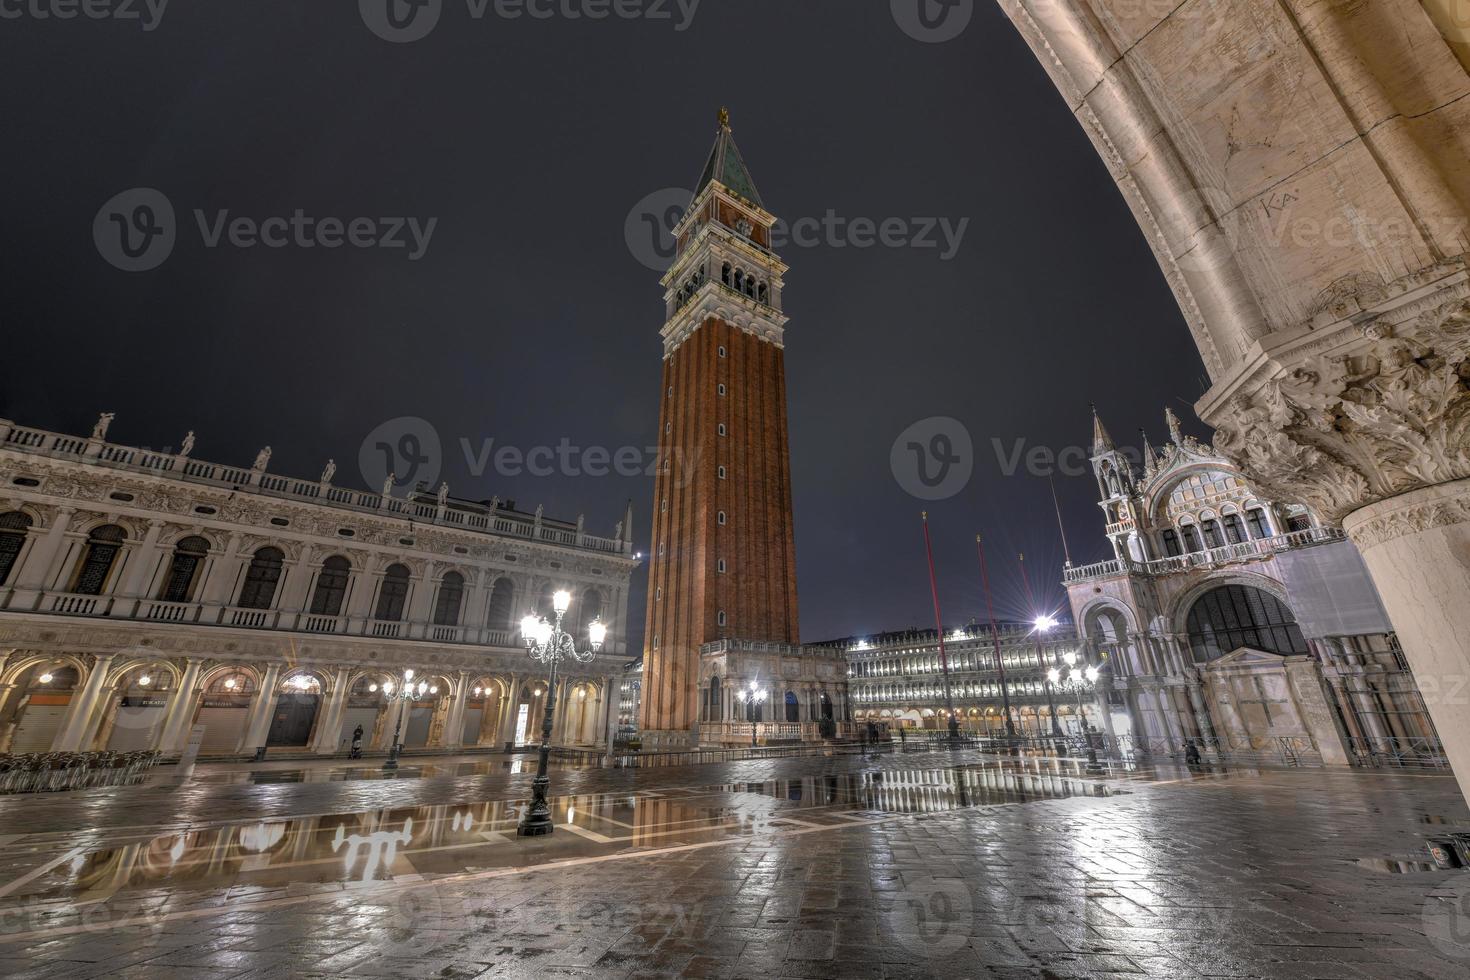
[757,282,768,304]
[309,556,351,616]
[1180,524,1202,553]
[1246,508,1271,539]
[73,524,126,596]
[160,536,210,603]
[721,263,731,286]
[535,583,556,620]
[1222,513,1247,545]
[733,268,744,292]
[238,547,285,610]
[486,577,515,630]
[1185,585,1308,663]
[374,563,411,621]
[433,571,465,626]
[1201,519,1224,549]
[785,691,799,723]
[1161,529,1182,557]
[0,512,34,587]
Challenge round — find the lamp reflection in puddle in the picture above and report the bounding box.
[239,822,286,853]
[331,819,414,880]
[168,835,187,863]
[451,811,474,833]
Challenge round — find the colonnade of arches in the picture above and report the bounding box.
[0,653,616,758]
[853,703,1092,734]
[699,676,847,725]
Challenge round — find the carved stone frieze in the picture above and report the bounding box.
[1212,298,1470,523]
[1342,479,1470,552]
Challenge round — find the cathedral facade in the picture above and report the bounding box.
[1065,408,1440,767]
[0,414,637,759]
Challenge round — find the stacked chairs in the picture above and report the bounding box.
[0,750,162,793]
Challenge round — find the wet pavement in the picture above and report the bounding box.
[0,746,1467,978]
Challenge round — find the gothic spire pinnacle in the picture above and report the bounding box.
[693,107,763,208]
[1139,426,1155,462]
[1091,404,1116,455]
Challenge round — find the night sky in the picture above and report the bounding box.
[1,1,1211,649]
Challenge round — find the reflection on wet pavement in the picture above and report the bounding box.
[0,757,1140,915]
[1354,856,1444,874]
[189,755,569,785]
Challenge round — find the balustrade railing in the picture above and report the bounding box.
[1063,526,1345,583]
[2,586,578,654]
[2,421,630,556]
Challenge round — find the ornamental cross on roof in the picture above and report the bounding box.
[693,107,764,208]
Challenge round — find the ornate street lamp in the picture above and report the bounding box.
[382,669,432,771]
[517,589,606,837]
[736,682,768,747]
[1048,653,1101,762]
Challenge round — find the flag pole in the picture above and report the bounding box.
[921,512,960,741]
[1048,475,1073,568]
[975,534,1017,739]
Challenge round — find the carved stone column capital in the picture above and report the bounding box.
[1342,477,1470,552]
[1210,295,1470,522]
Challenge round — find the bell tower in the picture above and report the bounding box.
[640,110,800,742]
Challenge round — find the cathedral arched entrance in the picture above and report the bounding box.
[1182,584,1308,664]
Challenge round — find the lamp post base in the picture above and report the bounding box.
[517,775,555,836]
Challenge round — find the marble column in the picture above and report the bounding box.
[442,673,469,750]
[241,663,282,753]
[156,658,206,754]
[1344,479,1470,794]
[52,654,116,751]
[310,667,352,754]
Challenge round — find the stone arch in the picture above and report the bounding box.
[0,655,93,753]
[94,658,186,751]
[1078,598,1138,642]
[1169,571,1292,637]
[157,526,222,550]
[0,652,92,687]
[400,672,455,749]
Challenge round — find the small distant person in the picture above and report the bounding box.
[350,724,364,759]
[1185,739,1202,766]
[899,726,907,746]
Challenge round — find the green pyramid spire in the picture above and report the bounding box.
[694,107,764,208]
